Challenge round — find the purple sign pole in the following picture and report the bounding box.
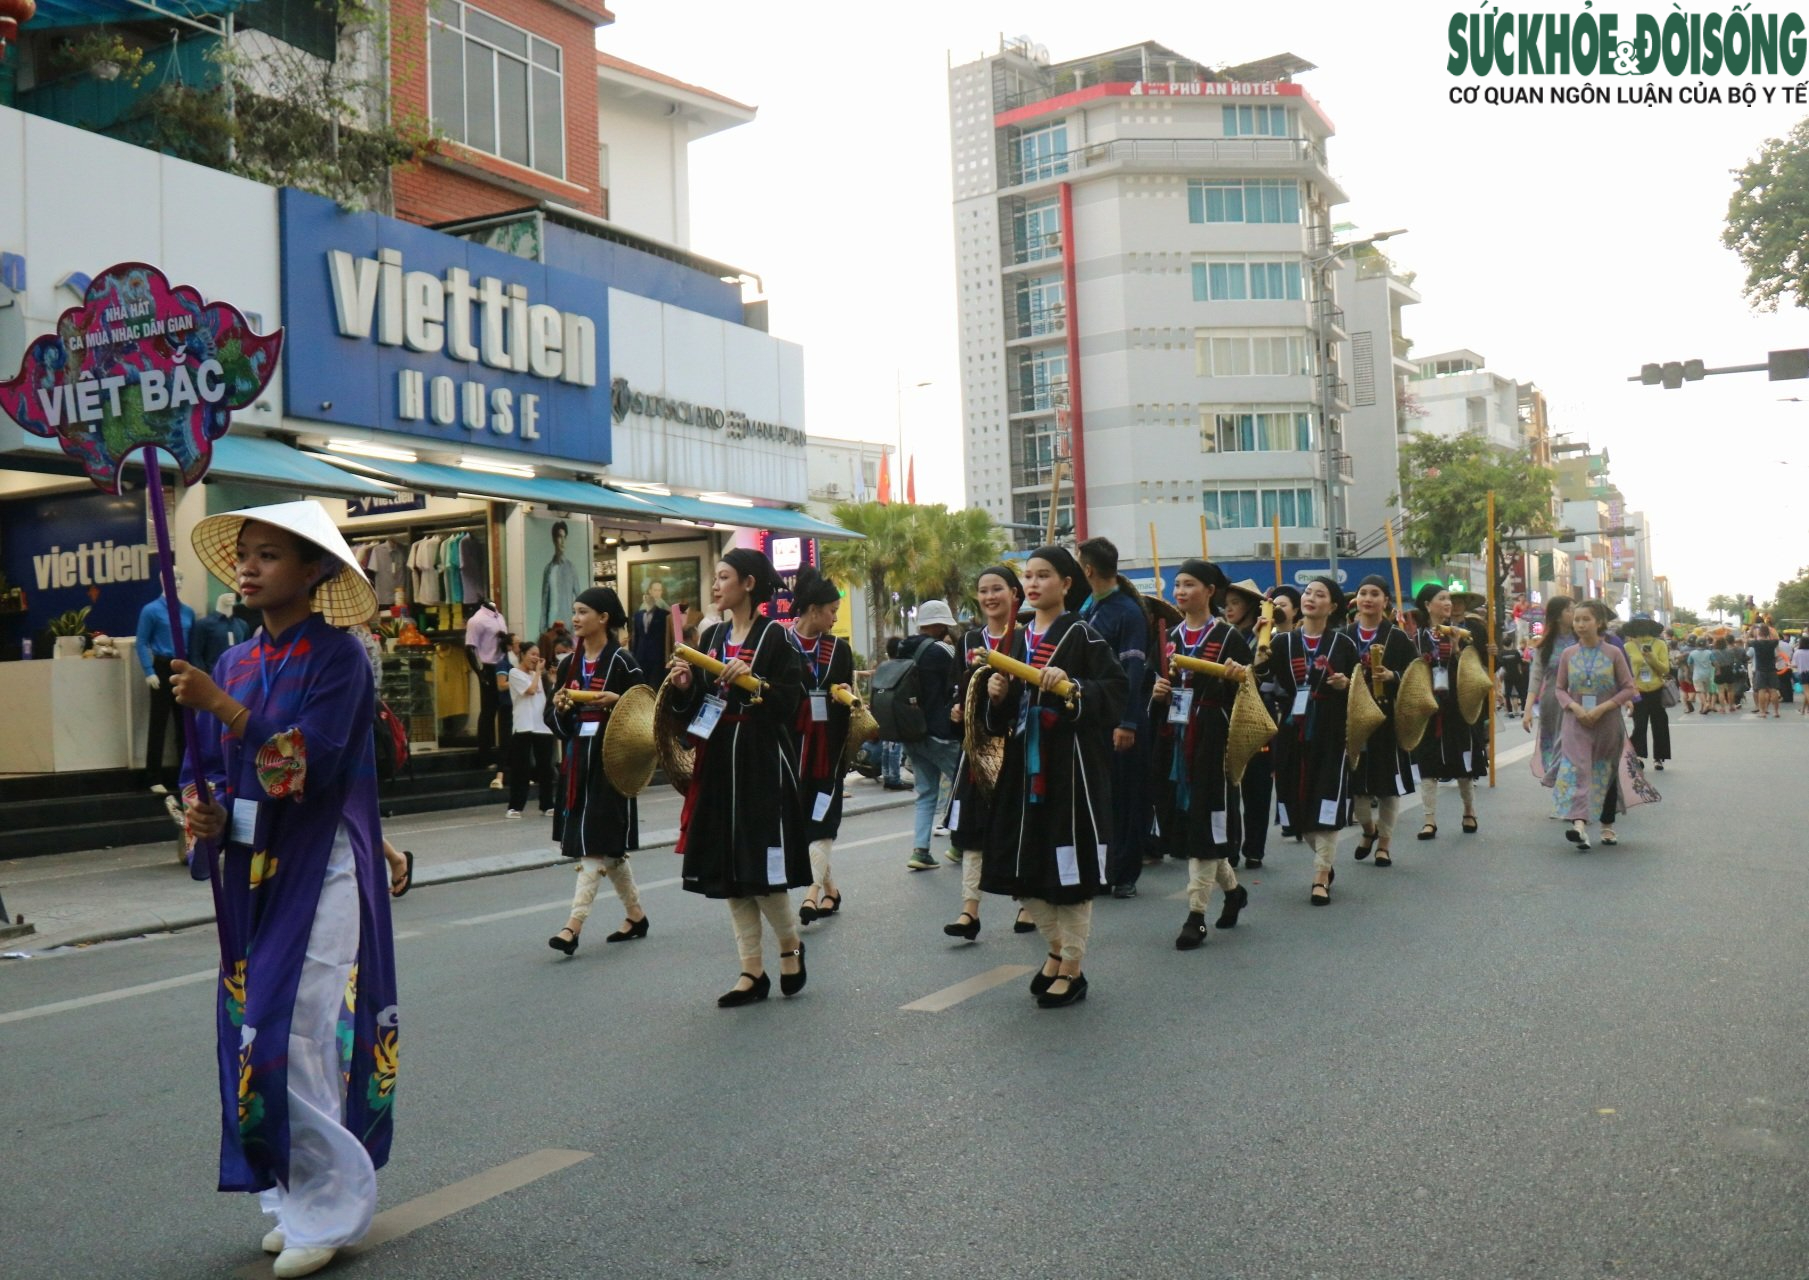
[0,262,282,881]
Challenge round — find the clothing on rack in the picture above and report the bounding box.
[410,535,443,606]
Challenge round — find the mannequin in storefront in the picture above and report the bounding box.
[630,579,669,687]
[538,520,579,639]
[465,598,510,784]
[192,592,251,676]
[137,568,196,795]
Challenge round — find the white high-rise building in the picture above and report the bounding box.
[949,38,1350,562]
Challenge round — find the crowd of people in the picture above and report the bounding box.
[155,493,1795,1277]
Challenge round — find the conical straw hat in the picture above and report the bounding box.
[191,500,377,627]
[1345,663,1387,762]
[653,674,696,795]
[1456,643,1492,724]
[1225,672,1278,785]
[602,683,659,797]
[1394,658,1438,751]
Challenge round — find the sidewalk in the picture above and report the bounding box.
[0,777,917,957]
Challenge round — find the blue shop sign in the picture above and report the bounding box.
[279,189,610,464]
[1,488,160,642]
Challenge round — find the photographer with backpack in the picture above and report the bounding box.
[870,601,962,870]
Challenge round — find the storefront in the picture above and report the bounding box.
[0,106,850,780]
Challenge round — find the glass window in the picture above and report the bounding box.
[428,1,565,179]
[1188,179,1301,224]
[1224,105,1292,136]
[1016,124,1069,181]
[1015,198,1061,262]
[429,21,465,138]
[465,41,497,153]
[496,55,530,166]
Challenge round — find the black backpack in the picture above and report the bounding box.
[869,636,930,743]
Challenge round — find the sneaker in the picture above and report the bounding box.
[273,1246,337,1278]
[941,848,962,865]
[906,850,938,871]
[505,809,523,818]
[149,783,170,796]
[1111,884,1137,899]
[933,824,950,837]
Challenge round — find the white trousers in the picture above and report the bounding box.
[258,826,376,1250]
[1420,777,1475,824]
[1307,830,1338,874]
[1021,897,1093,967]
[1186,857,1238,915]
[569,856,640,923]
[960,851,983,904]
[728,893,799,971]
[808,838,834,891]
[1355,795,1401,840]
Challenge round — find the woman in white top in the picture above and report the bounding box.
[506,639,556,816]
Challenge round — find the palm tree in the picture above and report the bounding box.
[821,501,921,647]
[913,504,1007,618]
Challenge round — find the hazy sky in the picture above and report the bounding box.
[602,1,1809,613]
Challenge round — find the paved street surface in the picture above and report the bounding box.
[3,714,1805,1279]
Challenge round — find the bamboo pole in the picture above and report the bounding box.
[1385,517,1405,627]
[1272,513,1283,586]
[983,647,1078,704]
[1171,653,1237,680]
[674,642,766,697]
[1199,513,1209,558]
[1486,489,1499,789]
[1149,521,1163,599]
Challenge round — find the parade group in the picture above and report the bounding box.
[160,497,1688,1277]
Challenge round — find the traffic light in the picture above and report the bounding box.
[1640,359,1705,389]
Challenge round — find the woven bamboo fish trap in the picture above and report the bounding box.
[1456,643,1492,725]
[1225,672,1278,785]
[1394,659,1439,752]
[960,670,1004,796]
[1345,663,1387,763]
[653,676,696,796]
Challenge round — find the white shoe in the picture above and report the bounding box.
[505,809,523,818]
[489,775,505,790]
[149,783,170,795]
[933,825,950,837]
[262,1228,285,1254]
[273,1245,337,1277]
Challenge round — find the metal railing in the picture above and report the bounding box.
[1006,136,1328,187]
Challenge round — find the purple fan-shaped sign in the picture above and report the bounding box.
[0,261,282,492]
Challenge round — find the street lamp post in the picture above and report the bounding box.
[894,370,932,502]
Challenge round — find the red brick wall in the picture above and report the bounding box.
[390,0,605,226]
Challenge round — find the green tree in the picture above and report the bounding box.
[1724,117,1809,310]
[908,504,1007,619]
[1771,567,1809,624]
[1670,605,1702,627]
[820,502,924,645]
[1706,593,1740,622]
[1396,434,1555,626]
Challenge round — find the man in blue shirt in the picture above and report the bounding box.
[136,586,195,794]
[1077,537,1153,897]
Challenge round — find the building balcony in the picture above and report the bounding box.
[1323,376,1351,413]
[1008,382,1067,416]
[1003,136,1342,200]
[1316,303,1347,342]
[1002,232,1064,271]
[1005,304,1068,346]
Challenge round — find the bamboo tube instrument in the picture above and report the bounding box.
[830,683,860,707]
[1170,653,1239,680]
[673,642,766,698]
[982,648,1077,706]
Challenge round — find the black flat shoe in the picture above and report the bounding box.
[1036,972,1088,1008]
[547,928,578,956]
[818,892,842,917]
[779,942,807,996]
[943,912,981,941]
[1215,884,1249,929]
[1029,953,1061,996]
[1175,911,1208,950]
[392,850,415,898]
[717,972,770,1007]
[1417,824,1438,841]
[1309,884,1331,906]
[1243,857,1263,869]
[605,916,648,943]
[1013,913,1036,934]
[1461,815,1479,834]
[1226,852,1242,869]
[1373,849,1393,868]
[1354,829,1377,860]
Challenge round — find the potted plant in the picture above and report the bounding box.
[53,30,153,87]
[48,605,93,658]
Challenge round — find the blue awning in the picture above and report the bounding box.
[0,428,392,496]
[309,454,682,523]
[605,487,859,541]
[27,0,247,31]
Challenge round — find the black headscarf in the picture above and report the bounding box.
[791,565,840,610]
[574,586,626,630]
[1266,584,1302,616]
[1356,573,1393,601]
[1029,545,1089,614]
[721,548,783,604]
[1175,557,1229,603]
[1307,575,1347,626]
[976,563,1024,606]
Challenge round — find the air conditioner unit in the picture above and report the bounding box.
[1306,541,1329,557]
[1254,541,1274,557]
[1283,542,1307,558]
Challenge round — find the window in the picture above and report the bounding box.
[1017,349,1066,412]
[1013,197,1062,263]
[1196,331,1313,377]
[1188,178,1301,224]
[1014,274,1064,337]
[1015,123,1069,182]
[1222,105,1292,137]
[1022,494,1076,537]
[1201,409,1316,453]
[429,0,565,180]
[1203,487,1317,529]
[1193,259,1305,302]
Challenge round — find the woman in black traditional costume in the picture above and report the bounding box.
[788,567,855,926]
[1343,575,1419,869]
[1271,577,1359,905]
[978,546,1126,1007]
[1148,559,1253,950]
[665,549,810,1007]
[1411,583,1486,839]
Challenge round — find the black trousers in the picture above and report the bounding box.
[1630,698,1671,762]
[1106,726,1153,887]
[476,664,510,767]
[144,654,184,790]
[1240,746,1275,864]
[508,733,555,812]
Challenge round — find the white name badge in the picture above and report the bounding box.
[809,691,829,723]
[947,800,961,830]
[1319,799,1341,825]
[1168,688,1193,725]
[689,695,728,741]
[1055,843,1081,886]
[811,792,833,821]
[1581,694,1598,710]
[1211,812,1228,844]
[1291,688,1310,718]
[1432,667,1451,693]
[228,798,259,848]
[579,720,600,737]
[766,845,788,885]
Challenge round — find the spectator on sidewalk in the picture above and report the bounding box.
[506,640,556,817]
[902,603,961,870]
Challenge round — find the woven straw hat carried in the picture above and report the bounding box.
[190,500,377,627]
[1394,659,1439,752]
[1224,672,1278,785]
[844,699,881,772]
[959,672,1003,796]
[602,683,659,797]
[1456,644,1492,724]
[1345,663,1388,762]
[652,675,697,795]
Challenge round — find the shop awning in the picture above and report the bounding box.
[309,453,679,522]
[605,487,859,541]
[26,0,249,33]
[0,429,392,497]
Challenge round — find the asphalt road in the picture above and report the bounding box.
[2,712,1805,1279]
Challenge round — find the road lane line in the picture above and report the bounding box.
[0,969,213,1025]
[234,1148,594,1277]
[901,964,1035,1012]
[835,829,912,852]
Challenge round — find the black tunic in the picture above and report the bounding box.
[1271,627,1359,834]
[547,645,642,859]
[668,615,810,898]
[787,627,854,843]
[978,615,1127,905]
[1343,621,1420,799]
[1414,620,1489,780]
[946,625,1023,855]
[1151,618,1253,860]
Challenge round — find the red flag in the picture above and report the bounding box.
[906,456,916,504]
[876,452,891,505]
